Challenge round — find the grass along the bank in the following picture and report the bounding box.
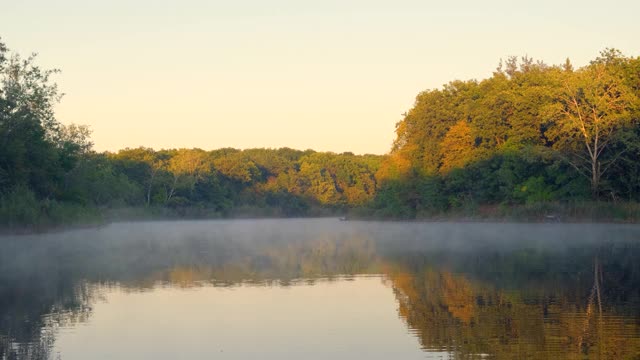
[490,201,640,222]
[2,188,640,234]
[348,201,640,223]
[0,186,104,232]
[0,187,346,233]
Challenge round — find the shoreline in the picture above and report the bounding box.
[2,202,640,235]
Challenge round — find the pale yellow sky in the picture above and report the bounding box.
[3,0,640,154]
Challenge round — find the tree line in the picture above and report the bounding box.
[1,36,640,227]
[0,38,382,226]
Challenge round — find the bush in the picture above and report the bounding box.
[0,185,103,230]
[0,185,42,227]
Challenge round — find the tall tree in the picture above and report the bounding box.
[0,38,65,198]
[547,61,639,197]
[112,148,167,206]
[166,149,210,201]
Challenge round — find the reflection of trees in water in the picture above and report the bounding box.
[385,247,640,359]
[0,232,379,358]
[0,281,95,360]
[0,334,52,360]
[102,234,380,289]
[2,222,640,359]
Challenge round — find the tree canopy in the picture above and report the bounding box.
[1,37,639,226]
[374,50,640,217]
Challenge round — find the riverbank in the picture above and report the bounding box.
[348,201,640,223]
[0,204,340,235]
[2,201,640,235]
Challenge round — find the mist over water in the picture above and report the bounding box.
[1,219,639,359]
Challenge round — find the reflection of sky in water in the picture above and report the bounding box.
[52,277,435,360]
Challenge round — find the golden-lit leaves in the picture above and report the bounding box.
[546,62,640,194]
[439,120,475,174]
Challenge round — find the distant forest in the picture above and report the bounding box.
[1,37,640,227]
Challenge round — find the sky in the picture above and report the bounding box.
[2,0,640,154]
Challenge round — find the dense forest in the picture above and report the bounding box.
[373,50,640,218]
[0,38,382,227]
[1,37,640,228]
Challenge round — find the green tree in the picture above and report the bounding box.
[112,148,167,206]
[0,38,65,198]
[166,149,210,202]
[547,60,639,197]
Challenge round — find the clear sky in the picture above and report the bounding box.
[2,0,639,154]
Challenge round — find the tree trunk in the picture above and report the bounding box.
[591,159,600,199]
[167,175,178,202]
[146,168,157,206]
[146,183,152,206]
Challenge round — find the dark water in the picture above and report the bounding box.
[1,219,639,359]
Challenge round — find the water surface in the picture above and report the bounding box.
[1,219,639,359]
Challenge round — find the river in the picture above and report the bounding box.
[1,219,639,359]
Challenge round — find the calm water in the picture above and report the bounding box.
[0,219,639,359]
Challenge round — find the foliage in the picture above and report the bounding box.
[1,36,640,226]
[374,50,640,217]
